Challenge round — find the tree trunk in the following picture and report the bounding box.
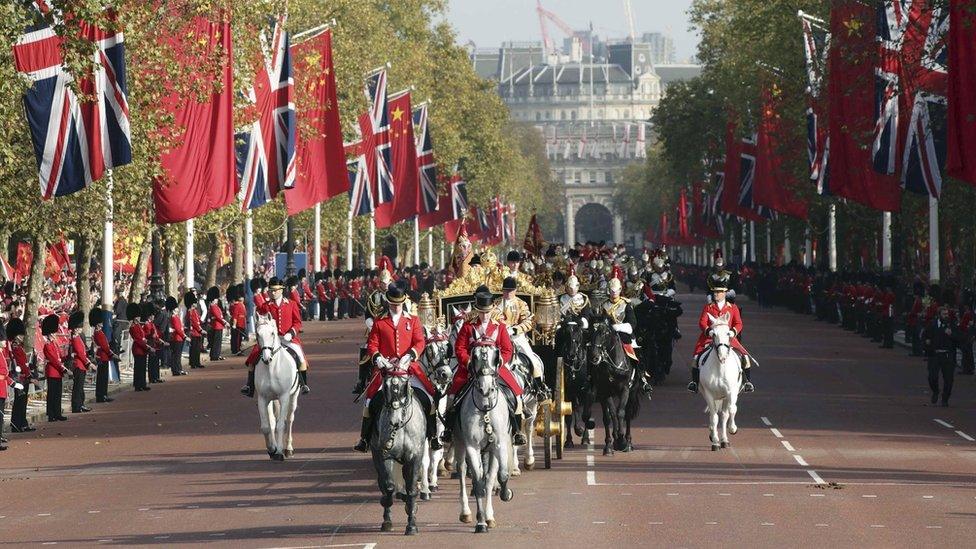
[22,236,48,358]
[76,231,94,335]
[164,225,179,299]
[129,228,152,303]
[232,220,244,284]
[204,234,220,290]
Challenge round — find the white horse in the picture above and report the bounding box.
[509,354,538,475]
[418,326,454,496]
[698,312,740,451]
[254,313,301,460]
[456,344,514,533]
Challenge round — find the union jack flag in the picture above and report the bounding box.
[12,1,131,199]
[800,11,830,194]
[451,174,468,220]
[413,102,438,214]
[236,15,295,210]
[873,0,948,198]
[364,68,394,206]
[738,136,776,221]
[347,154,373,217]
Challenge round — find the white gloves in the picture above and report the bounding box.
[365,318,374,331]
[397,354,413,370]
[284,332,293,342]
[581,317,589,330]
[376,356,392,370]
[612,322,633,335]
[13,382,24,391]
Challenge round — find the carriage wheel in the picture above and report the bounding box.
[542,403,553,469]
[555,357,565,460]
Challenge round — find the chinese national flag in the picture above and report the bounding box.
[286,29,347,215]
[376,91,420,228]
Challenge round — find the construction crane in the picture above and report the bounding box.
[622,0,637,43]
[536,0,576,59]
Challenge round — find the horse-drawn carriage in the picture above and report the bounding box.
[416,250,572,469]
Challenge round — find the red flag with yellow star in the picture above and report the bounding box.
[376,90,420,228]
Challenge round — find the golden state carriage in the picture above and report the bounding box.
[415,249,572,468]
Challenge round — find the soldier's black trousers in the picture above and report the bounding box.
[71,367,86,412]
[11,389,30,429]
[209,329,223,361]
[928,352,955,404]
[133,355,148,390]
[189,336,202,368]
[95,358,109,400]
[46,378,63,419]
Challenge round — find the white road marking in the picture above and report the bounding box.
[261,530,277,534]
[926,526,942,529]
[761,522,774,526]
[923,495,934,499]
[236,503,250,507]
[98,540,113,543]
[571,492,582,495]
[42,543,57,546]
[870,525,885,528]
[593,521,606,524]
[807,470,826,485]
[537,521,549,524]
[649,521,664,525]
[705,521,718,525]
[138,508,149,511]
[718,493,731,496]
[770,428,783,438]
[815,524,829,527]
[810,494,825,497]
[762,493,774,497]
[793,455,809,467]
[934,419,954,429]
[586,471,596,485]
[586,455,595,467]
[761,417,772,426]
[620,492,632,496]
[259,545,378,549]
[862,494,877,498]
[955,430,975,442]
[781,440,795,452]
[666,493,679,496]
[37,513,52,517]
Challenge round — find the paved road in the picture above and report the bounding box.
[1,288,974,548]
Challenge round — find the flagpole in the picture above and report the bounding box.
[244,211,253,280]
[881,211,892,270]
[929,196,939,282]
[314,203,322,274]
[102,171,117,381]
[346,204,353,271]
[440,238,445,270]
[369,212,376,268]
[740,223,747,264]
[749,221,756,262]
[185,218,195,290]
[413,216,420,266]
[765,223,772,263]
[427,228,433,266]
[829,203,837,272]
[803,225,812,267]
[783,226,792,264]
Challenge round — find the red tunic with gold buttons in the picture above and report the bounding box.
[363,312,434,399]
[257,297,303,344]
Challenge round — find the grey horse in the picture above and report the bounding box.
[456,343,515,533]
[370,370,428,535]
[419,326,454,494]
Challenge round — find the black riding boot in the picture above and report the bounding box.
[440,404,456,444]
[354,417,371,453]
[427,413,442,450]
[687,367,700,393]
[352,362,369,393]
[742,367,755,392]
[298,370,310,394]
[240,370,255,398]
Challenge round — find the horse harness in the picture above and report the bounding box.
[381,373,416,453]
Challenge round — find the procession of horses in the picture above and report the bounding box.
[248,247,752,535]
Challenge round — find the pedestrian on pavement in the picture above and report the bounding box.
[924,305,956,407]
[166,296,187,376]
[129,303,150,392]
[67,311,92,413]
[6,318,35,433]
[41,314,68,421]
[90,307,116,403]
[185,291,203,369]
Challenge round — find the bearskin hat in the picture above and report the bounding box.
[41,314,60,336]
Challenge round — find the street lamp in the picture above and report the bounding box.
[148,226,164,302]
[285,216,296,277]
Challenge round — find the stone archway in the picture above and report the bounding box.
[574,202,614,244]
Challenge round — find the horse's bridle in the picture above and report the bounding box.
[470,343,500,415]
[382,374,415,452]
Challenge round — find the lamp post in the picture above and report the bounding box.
[285,216,296,277]
[148,226,164,302]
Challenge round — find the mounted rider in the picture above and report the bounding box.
[495,276,551,399]
[560,275,592,328]
[441,286,528,446]
[707,249,738,303]
[603,276,652,393]
[353,268,394,393]
[688,281,754,393]
[354,284,440,453]
[240,277,309,397]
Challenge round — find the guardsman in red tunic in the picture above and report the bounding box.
[229,285,247,355]
[688,282,754,394]
[441,286,528,446]
[90,307,117,402]
[6,318,36,432]
[42,314,69,421]
[207,286,225,362]
[143,302,165,384]
[166,297,187,376]
[353,284,438,452]
[67,311,92,413]
[129,303,150,391]
[185,292,204,369]
[0,322,16,449]
[242,277,309,396]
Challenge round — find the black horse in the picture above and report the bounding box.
[586,318,640,455]
[555,315,592,447]
[634,296,683,384]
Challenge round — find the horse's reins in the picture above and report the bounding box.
[468,342,501,446]
[381,371,416,453]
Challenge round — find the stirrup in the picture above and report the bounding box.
[440,430,453,444]
[241,385,254,398]
[742,381,755,393]
[513,432,527,446]
[300,384,311,395]
[687,381,698,393]
[429,437,443,450]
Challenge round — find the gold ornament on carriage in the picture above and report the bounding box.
[416,293,438,330]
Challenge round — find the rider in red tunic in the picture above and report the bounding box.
[688,283,754,394]
[354,284,439,452]
[241,277,309,397]
[441,286,528,446]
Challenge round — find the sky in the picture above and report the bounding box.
[444,0,699,62]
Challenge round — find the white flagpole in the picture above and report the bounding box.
[749,221,756,262]
[740,223,747,263]
[346,204,354,271]
[244,211,253,280]
[929,196,939,282]
[185,218,195,290]
[829,203,837,272]
[314,203,322,274]
[882,211,892,270]
[369,212,377,268]
[102,171,115,312]
[765,223,772,263]
[440,238,445,270]
[427,228,433,266]
[413,216,420,266]
[803,225,812,267]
